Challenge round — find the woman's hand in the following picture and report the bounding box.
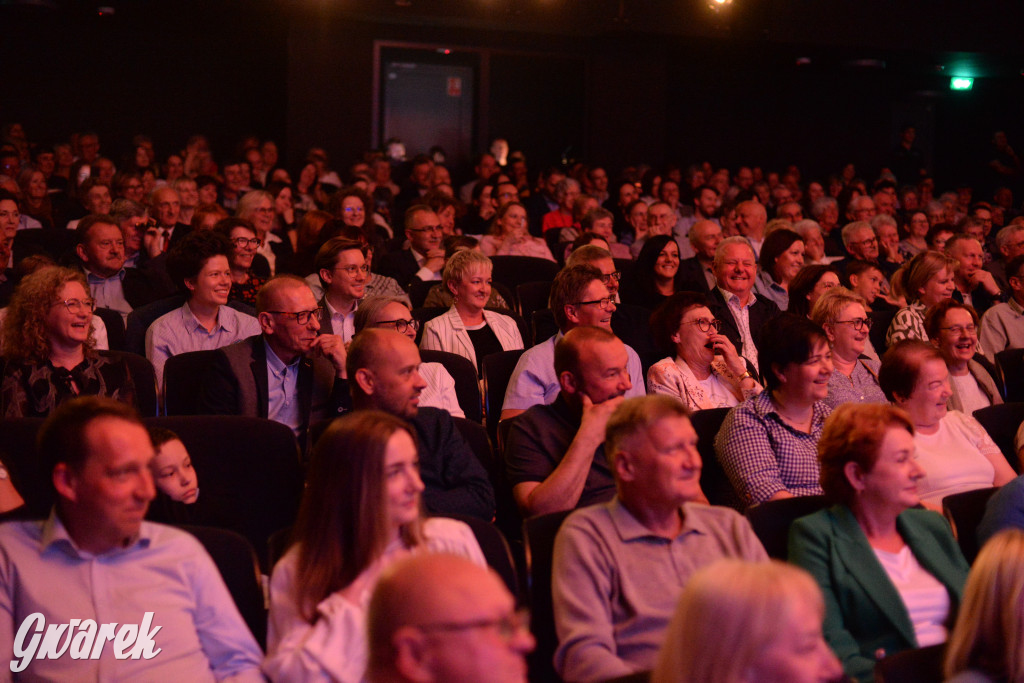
[708,334,747,376]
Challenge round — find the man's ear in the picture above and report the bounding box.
[75,244,89,264]
[183,277,196,295]
[558,370,578,395]
[564,304,580,326]
[52,463,77,503]
[613,449,637,483]
[319,268,334,287]
[257,312,275,336]
[392,628,434,682]
[354,367,375,396]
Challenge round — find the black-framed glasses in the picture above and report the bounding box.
[232,236,263,248]
[600,271,622,285]
[267,309,322,325]
[833,317,872,331]
[334,264,371,277]
[681,318,722,333]
[574,297,616,311]
[939,323,977,335]
[52,298,96,314]
[415,607,530,643]
[375,318,419,334]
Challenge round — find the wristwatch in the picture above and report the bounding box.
[738,371,753,381]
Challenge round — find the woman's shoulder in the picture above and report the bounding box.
[422,517,485,564]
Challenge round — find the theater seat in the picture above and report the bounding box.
[523,509,573,683]
[163,350,219,416]
[874,643,944,683]
[419,349,482,422]
[746,495,828,560]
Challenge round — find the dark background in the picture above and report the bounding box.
[3,0,1022,190]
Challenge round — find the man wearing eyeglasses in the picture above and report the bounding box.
[315,238,368,342]
[378,206,446,289]
[201,275,349,449]
[367,553,534,683]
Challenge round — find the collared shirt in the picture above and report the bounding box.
[715,391,831,506]
[412,247,441,282]
[0,511,264,682]
[256,232,283,276]
[502,334,646,412]
[552,498,767,682]
[323,297,357,343]
[265,339,302,438]
[145,302,261,391]
[85,268,133,321]
[717,286,760,374]
[754,269,789,311]
[980,298,1024,363]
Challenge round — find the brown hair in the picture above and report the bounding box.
[290,410,423,622]
[924,299,979,340]
[878,339,945,402]
[817,402,915,506]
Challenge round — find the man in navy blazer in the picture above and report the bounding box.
[705,236,780,375]
[377,206,445,290]
[200,275,349,450]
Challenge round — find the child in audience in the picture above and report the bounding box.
[148,427,199,504]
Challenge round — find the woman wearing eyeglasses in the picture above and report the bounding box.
[420,249,523,377]
[214,218,268,307]
[924,300,1001,415]
[647,292,761,411]
[0,267,136,417]
[811,287,886,409]
[264,410,485,683]
[620,234,684,310]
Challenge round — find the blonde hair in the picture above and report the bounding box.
[442,248,492,296]
[810,285,866,327]
[652,559,824,683]
[945,528,1024,682]
[891,249,958,303]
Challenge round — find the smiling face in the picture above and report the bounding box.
[807,271,840,310]
[774,240,805,284]
[574,338,632,404]
[384,429,424,531]
[45,280,92,352]
[620,414,702,509]
[801,228,825,263]
[229,225,258,270]
[909,212,930,238]
[249,196,275,234]
[919,267,955,307]
[848,267,883,304]
[826,302,868,360]
[340,195,365,228]
[934,307,978,366]
[186,255,232,308]
[628,202,648,234]
[150,438,199,504]
[407,210,443,254]
[567,279,615,330]
[260,282,322,361]
[498,204,528,238]
[654,240,680,281]
[713,241,757,297]
[774,338,833,402]
[323,247,368,303]
[363,333,428,419]
[79,222,125,278]
[949,237,984,284]
[673,305,717,367]
[451,265,492,313]
[853,426,924,514]
[898,357,952,428]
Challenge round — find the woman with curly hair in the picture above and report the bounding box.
[0,267,135,417]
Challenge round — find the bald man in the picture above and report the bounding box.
[366,553,534,683]
[348,328,495,520]
[734,200,767,256]
[200,274,349,448]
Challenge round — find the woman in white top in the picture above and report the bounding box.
[879,340,1015,509]
[646,291,761,411]
[478,201,556,261]
[354,296,465,418]
[420,249,523,376]
[264,411,485,683]
[924,300,1002,415]
[789,402,969,683]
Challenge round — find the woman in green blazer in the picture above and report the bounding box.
[788,402,969,682]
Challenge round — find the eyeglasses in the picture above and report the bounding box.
[574,297,616,311]
[681,318,722,333]
[407,225,443,234]
[375,318,420,334]
[849,236,878,249]
[232,237,263,248]
[415,607,530,644]
[600,271,622,285]
[334,264,370,277]
[342,206,364,214]
[254,207,275,214]
[940,323,977,335]
[267,309,322,325]
[52,298,96,313]
[833,317,873,331]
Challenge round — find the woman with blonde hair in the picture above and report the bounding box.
[811,286,886,407]
[264,410,484,682]
[652,559,842,683]
[420,249,523,376]
[886,250,957,345]
[1,267,135,417]
[944,528,1024,683]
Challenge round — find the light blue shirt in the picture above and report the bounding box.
[502,333,646,412]
[0,511,264,682]
[146,302,261,391]
[86,268,133,321]
[265,339,302,438]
